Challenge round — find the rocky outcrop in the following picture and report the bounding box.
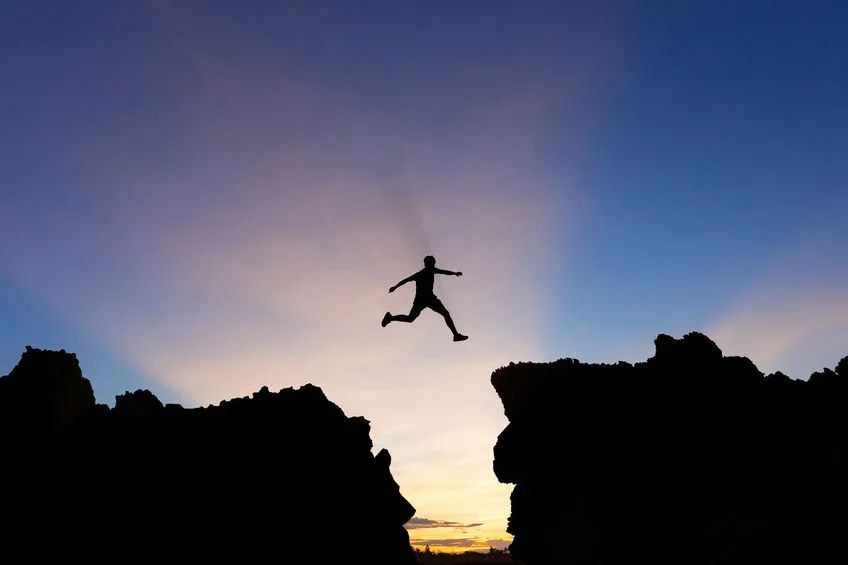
[492,333,848,565]
[0,347,417,563]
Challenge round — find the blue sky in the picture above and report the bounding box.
[543,1,848,367]
[1,1,847,551]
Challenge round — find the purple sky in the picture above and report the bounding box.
[2,1,847,551]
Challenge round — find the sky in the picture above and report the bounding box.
[1,0,847,553]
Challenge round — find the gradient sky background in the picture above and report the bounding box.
[2,1,847,552]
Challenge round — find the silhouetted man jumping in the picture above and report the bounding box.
[382,255,468,342]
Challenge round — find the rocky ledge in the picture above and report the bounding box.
[0,346,416,563]
[492,333,848,565]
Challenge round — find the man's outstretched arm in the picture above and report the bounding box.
[435,268,463,277]
[389,272,418,293]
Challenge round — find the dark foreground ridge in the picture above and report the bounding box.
[493,332,848,565]
[0,347,417,563]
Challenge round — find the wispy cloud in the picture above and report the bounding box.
[406,517,484,529]
[410,537,511,551]
[708,232,848,379]
[711,288,848,376]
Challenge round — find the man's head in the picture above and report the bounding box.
[423,255,436,268]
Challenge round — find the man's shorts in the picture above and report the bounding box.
[410,294,448,317]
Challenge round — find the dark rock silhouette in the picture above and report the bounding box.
[0,347,417,563]
[492,332,848,565]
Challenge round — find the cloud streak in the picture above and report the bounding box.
[709,232,848,379]
[406,517,484,529]
[409,537,511,551]
[711,288,848,375]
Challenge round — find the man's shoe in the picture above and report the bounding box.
[453,334,468,342]
[382,312,392,327]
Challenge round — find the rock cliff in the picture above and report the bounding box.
[0,346,417,563]
[492,333,848,564]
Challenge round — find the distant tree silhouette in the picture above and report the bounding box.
[414,545,520,563]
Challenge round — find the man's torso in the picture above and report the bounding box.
[414,268,435,300]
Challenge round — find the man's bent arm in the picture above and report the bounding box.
[389,272,418,292]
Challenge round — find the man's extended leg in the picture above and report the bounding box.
[389,302,424,323]
[429,299,467,341]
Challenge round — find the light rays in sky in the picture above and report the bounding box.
[709,224,848,379]
[2,1,848,554]
[0,59,576,550]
